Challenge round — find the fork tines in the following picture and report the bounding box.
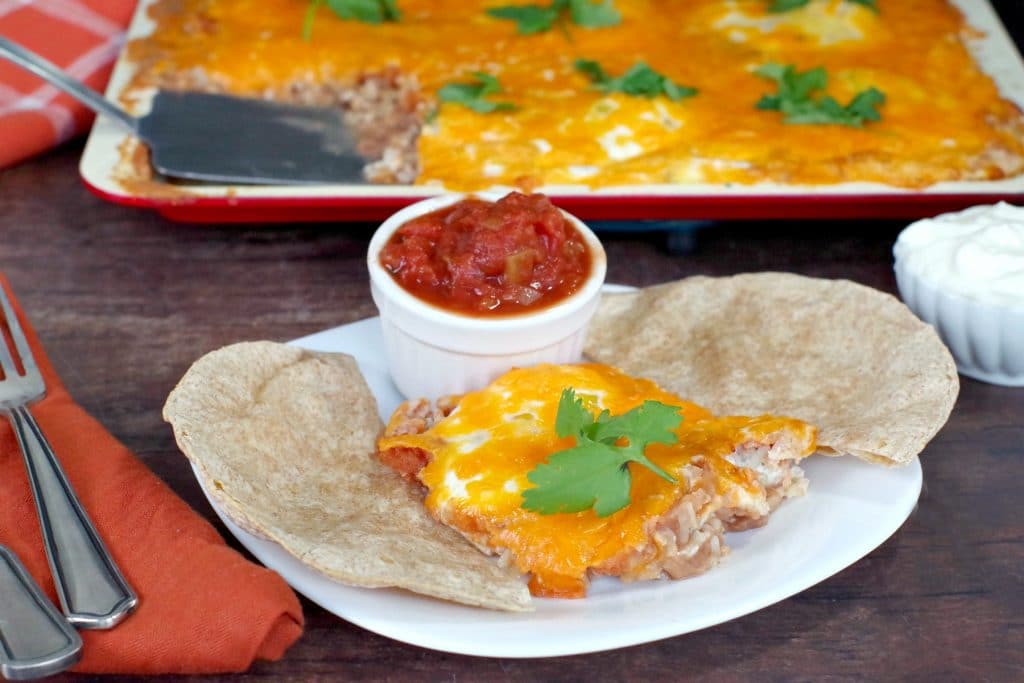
[0,285,37,383]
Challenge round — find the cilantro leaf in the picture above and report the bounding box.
[522,441,634,516]
[755,64,885,127]
[521,388,683,518]
[567,0,621,28]
[767,0,810,11]
[554,388,594,439]
[326,0,400,23]
[486,5,561,35]
[575,59,697,101]
[768,0,878,12]
[437,72,517,114]
[755,63,827,105]
[845,86,885,122]
[574,59,611,85]
[304,0,399,40]
[589,400,682,450]
[487,0,620,35]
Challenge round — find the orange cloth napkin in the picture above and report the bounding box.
[0,0,136,169]
[0,275,304,674]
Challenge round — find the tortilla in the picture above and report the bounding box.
[584,273,958,466]
[162,341,531,611]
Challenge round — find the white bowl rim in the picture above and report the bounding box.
[893,253,1024,313]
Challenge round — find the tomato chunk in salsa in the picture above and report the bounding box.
[379,193,592,315]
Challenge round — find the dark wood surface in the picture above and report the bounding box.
[3,143,1023,682]
[2,4,1024,678]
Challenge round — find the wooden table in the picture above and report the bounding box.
[4,146,1022,682]
[3,6,1023,677]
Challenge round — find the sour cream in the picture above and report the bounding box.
[894,203,1024,308]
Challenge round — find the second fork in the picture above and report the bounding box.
[0,285,137,628]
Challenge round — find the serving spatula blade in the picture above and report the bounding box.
[140,91,368,185]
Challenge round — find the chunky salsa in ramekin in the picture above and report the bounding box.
[378,192,592,315]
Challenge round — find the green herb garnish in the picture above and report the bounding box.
[567,0,621,27]
[520,389,682,518]
[768,0,877,13]
[487,0,620,35]
[575,59,697,101]
[437,72,517,114]
[304,0,400,40]
[755,64,885,127]
[487,5,560,34]
[768,0,809,11]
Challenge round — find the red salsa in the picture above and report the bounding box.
[379,192,592,315]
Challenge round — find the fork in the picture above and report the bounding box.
[0,544,82,680]
[0,285,137,629]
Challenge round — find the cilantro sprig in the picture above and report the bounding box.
[304,0,400,40]
[437,72,517,114]
[768,0,877,12]
[521,389,683,518]
[487,0,621,36]
[755,64,885,127]
[575,60,697,101]
[565,0,621,27]
[487,5,559,34]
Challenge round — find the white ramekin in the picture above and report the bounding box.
[894,254,1024,388]
[367,192,607,400]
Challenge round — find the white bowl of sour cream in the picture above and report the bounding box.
[894,202,1024,387]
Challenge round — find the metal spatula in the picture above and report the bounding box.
[0,37,367,184]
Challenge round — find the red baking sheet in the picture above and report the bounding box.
[79,0,1024,224]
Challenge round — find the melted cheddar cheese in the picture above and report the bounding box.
[128,0,1024,189]
[377,364,817,598]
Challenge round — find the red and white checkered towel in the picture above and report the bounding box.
[0,0,135,169]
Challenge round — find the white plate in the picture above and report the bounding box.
[193,315,923,658]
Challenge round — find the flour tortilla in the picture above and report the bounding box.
[584,273,958,466]
[163,341,531,611]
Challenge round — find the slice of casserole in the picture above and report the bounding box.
[377,363,817,598]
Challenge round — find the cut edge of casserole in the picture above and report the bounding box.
[116,65,429,187]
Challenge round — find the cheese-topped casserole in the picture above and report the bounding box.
[377,364,817,598]
[123,0,1024,189]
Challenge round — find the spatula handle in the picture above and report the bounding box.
[0,545,83,681]
[11,406,138,629]
[0,36,138,133]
